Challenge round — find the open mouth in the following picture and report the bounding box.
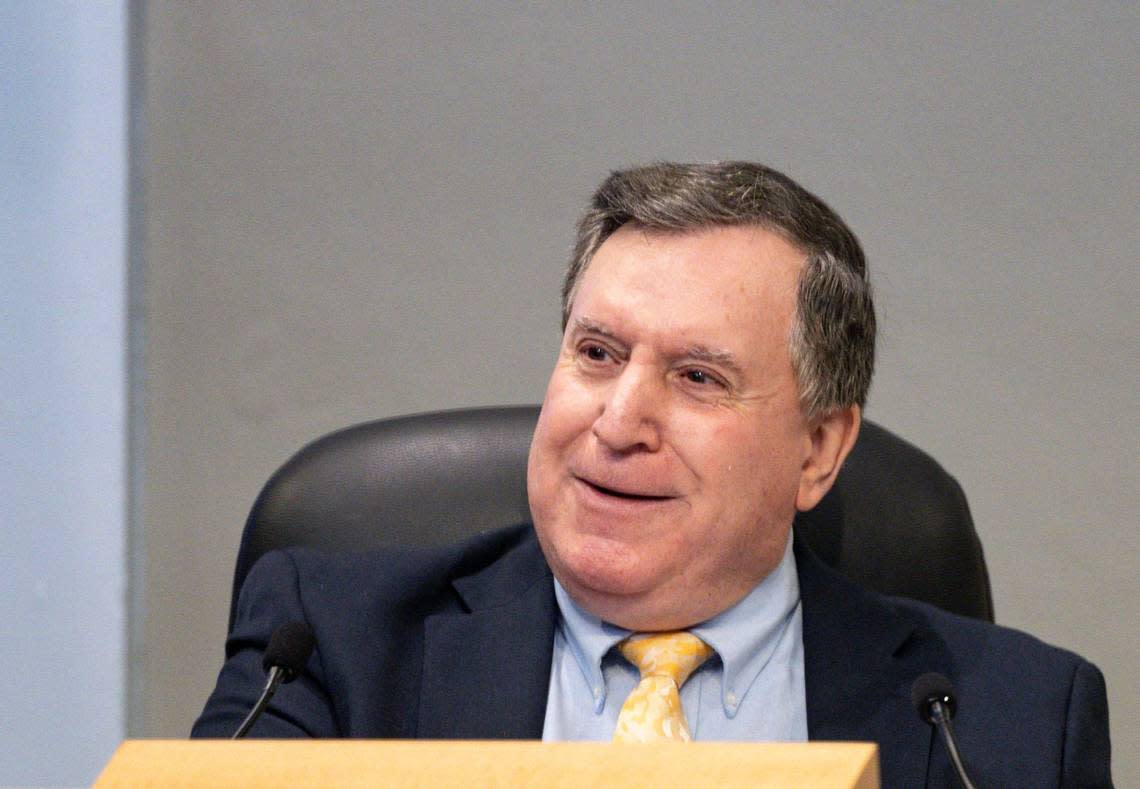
[581,479,672,502]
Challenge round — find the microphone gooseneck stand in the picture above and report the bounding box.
[232,621,316,739]
[911,672,977,789]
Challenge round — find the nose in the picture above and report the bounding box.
[591,362,663,453]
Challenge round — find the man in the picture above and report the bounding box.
[194,162,1111,786]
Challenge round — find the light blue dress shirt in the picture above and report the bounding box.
[542,533,807,741]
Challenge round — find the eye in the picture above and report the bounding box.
[576,342,619,369]
[584,344,609,362]
[680,368,726,388]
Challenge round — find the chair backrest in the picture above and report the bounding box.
[230,406,994,629]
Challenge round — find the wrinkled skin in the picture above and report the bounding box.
[527,223,859,630]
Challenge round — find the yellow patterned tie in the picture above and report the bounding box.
[612,632,715,742]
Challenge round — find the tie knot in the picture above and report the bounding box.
[618,631,714,688]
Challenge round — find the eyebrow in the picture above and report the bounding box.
[572,317,746,377]
[684,345,746,378]
[572,317,621,341]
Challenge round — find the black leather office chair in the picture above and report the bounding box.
[229,406,994,630]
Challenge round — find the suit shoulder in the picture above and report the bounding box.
[246,522,541,619]
[886,596,1110,784]
[886,593,1100,679]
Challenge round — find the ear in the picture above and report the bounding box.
[795,405,861,512]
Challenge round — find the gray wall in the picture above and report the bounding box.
[136,3,1138,782]
[2,2,127,785]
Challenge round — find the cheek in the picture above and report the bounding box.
[528,374,591,496]
[527,416,561,505]
[693,420,803,520]
[536,371,599,446]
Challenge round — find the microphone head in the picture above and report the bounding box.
[911,672,958,723]
[262,621,316,681]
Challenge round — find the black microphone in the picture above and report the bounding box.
[232,621,316,739]
[911,672,977,789]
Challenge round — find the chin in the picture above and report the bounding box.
[542,529,654,599]
[564,583,703,632]
[544,533,696,629]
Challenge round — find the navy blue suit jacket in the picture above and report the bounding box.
[193,524,1111,787]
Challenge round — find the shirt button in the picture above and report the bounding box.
[726,691,738,707]
[593,686,603,699]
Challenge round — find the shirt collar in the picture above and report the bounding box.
[553,532,801,717]
[553,578,630,713]
[691,534,801,717]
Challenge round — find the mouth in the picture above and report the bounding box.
[576,477,674,502]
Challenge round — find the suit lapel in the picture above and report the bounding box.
[418,529,556,738]
[797,536,941,787]
[416,523,948,780]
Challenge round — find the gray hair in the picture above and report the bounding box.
[561,161,875,420]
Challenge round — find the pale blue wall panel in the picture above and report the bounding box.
[0,1,127,784]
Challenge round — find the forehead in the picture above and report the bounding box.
[572,224,805,345]
[589,220,803,286]
[566,225,808,385]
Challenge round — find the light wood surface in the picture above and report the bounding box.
[95,739,879,787]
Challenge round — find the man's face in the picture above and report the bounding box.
[527,223,819,630]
